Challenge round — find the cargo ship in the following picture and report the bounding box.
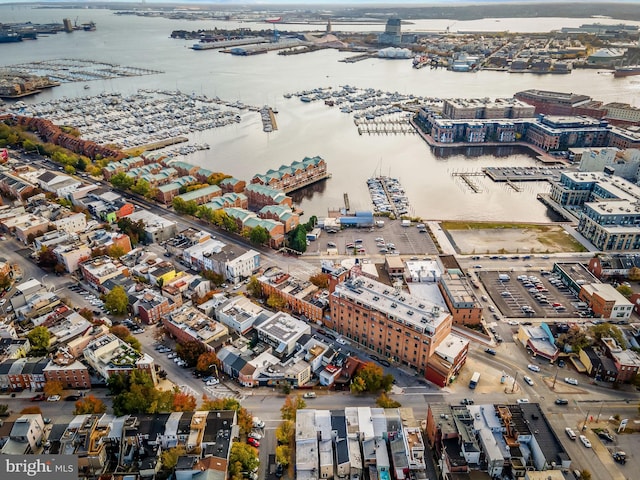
[0,31,22,43]
[614,66,640,78]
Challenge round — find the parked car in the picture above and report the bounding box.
[555,398,569,405]
[612,452,627,464]
[31,394,45,402]
[597,430,614,442]
[47,395,61,402]
[579,435,592,448]
[65,395,79,401]
[303,392,317,399]
[564,377,578,386]
[275,463,284,478]
[516,398,529,404]
[484,348,497,356]
[248,431,262,440]
[527,364,541,373]
[460,398,474,405]
[247,437,260,448]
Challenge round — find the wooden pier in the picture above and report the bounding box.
[355,118,416,136]
[452,171,483,193]
[344,193,350,211]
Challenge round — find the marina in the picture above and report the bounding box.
[1,58,162,84]
[367,176,411,217]
[9,90,254,150]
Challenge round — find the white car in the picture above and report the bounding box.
[206,379,219,386]
[0,299,6,306]
[167,353,176,359]
[516,398,529,404]
[248,431,263,440]
[47,395,60,402]
[523,376,534,386]
[336,337,348,345]
[579,435,592,448]
[527,364,540,373]
[564,377,578,386]
[508,320,519,326]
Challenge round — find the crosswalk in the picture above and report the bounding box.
[203,385,245,402]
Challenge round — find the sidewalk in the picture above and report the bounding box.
[427,221,457,255]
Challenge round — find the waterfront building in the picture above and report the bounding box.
[203,192,248,211]
[442,98,535,120]
[245,183,292,210]
[219,176,246,193]
[250,156,328,193]
[378,18,402,45]
[328,273,467,384]
[258,204,299,233]
[174,184,222,206]
[156,175,197,204]
[514,90,593,116]
[101,157,145,180]
[603,102,640,126]
[524,115,609,151]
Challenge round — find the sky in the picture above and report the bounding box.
[6,0,638,4]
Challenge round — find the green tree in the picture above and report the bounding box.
[110,370,160,416]
[351,362,394,393]
[228,443,260,478]
[110,172,134,190]
[107,244,126,259]
[616,284,633,298]
[176,340,207,367]
[591,323,625,349]
[161,446,186,471]
[249,225,270,245]
[287,225,308,253]
[376,392,401,408]
[280,395,306,421]
[246,276,263,298]
[557,325,591,353]
[117,217,146,245]
[628,267,640,281]
[131,178,151,197]
[27,326,51,352]
[104,286,129,315]
[75,157,87,172]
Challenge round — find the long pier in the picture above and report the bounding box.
[344,193,350,211]
[355,118,416,136]
[452,172,483,193]
[282,173,331,194]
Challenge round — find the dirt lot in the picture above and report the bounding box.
[444,223,587,255]
[478,270,582,318]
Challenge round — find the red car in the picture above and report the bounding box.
[30,394,45,402]
[247,437,260,448]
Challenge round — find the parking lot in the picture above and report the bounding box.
[478,270,582,318]
[306,219,439,257]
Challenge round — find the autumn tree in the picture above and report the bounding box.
[376,392,401,408]
[196,351,220,375]
[267,293,286,310]
[616,284,633,298]
[246,276,263,298]
[110,325,131,340]
[628,267,640,281]
[591,323,625,349]
[201,269,225,286]
[280,395,306,421]
[161,446,186,471]
[276,445,291,467]
[309,272,329,289]
[77,307,94,321]
[228,442,260,479]
[557,325,590,353]
[0,273,11,291]
[74,395,107,414]
[27,326,51,352]
[275,420,295,445]
[104,285,129,315]
[172,392,197,412]
[43,380,64,397]
[176,340,207,367]
[201,396,253,434]
[37,247,59,269]
[350,362,394,393]
[107,244,126,259]
[20,406,43,414]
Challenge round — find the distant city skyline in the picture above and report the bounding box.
[5,0,639,5]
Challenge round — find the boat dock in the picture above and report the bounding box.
[260,106,277,133]
[123,136,188,154]
[484,166,565,183]
[451,171,483,193]
[343,193,350,211]
[367,176,410,217]
[355,117,416,136]
[339,52,377,63]
[282,173,331,194]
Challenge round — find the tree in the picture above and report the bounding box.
[228,443,260,479]
[104,285,129,315]
[376,392,401,408]
[37,247,59,269]
[117,217,146,245]
[275,445,291,467]
[246,276,263,298]
[351,362,394,393]
[107,244,126,259]
[309,272,329,289]
[280,395,306,421]
[591,323,625,349]
[616,284,633,298]
[267,293,286,310]
[176,341,207,367]
[200,396,253,434]
[0,273,11,291]
[110,325,131,340]
[249,225,270,245]
[27,326,51,352]
[43,380,64,398]
[161,446,186,471]
[275,420,295,445]
[131,178,151,197]
[201,269,225,286]
[172,392,197,412]
[110,172,134,190]
[20,406,42,414]
[557,325,590,353]
[196,351,220,374]
[628,267,640,281]
[580,470,592,480]
[287,225,308,253]
[0,404,8,415]
[74,395,107,414]
[77,307,94,321]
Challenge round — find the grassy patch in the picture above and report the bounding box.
[442,221,553,231]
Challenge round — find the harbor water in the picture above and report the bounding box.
[2,6,640,222]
